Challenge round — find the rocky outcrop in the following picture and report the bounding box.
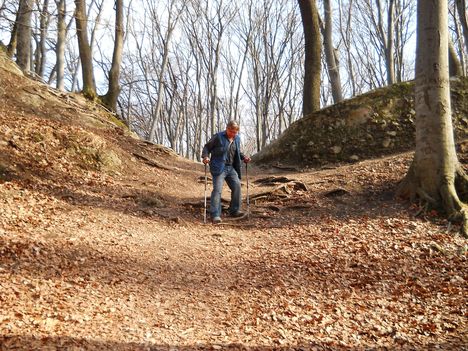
[253,78,468,168]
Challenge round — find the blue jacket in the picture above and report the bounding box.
[202,131,245,179]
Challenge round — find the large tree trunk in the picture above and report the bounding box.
[16,0,33,73]
[74,0,96,99]
[397,0,468,236]
[101,0,124,112]
[322,0,343,103]
[298,0,321,115]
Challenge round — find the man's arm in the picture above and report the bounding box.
[201,134,218,160]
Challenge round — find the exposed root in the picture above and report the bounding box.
[455,167,468,202]
[398,163,468,238]
[440,182,468,238]
[416,188,437,206]
[396,163,416,201]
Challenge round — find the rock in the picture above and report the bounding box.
[350,155,359,161]
[331,146,342,154]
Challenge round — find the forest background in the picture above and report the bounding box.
[0,0,467,159]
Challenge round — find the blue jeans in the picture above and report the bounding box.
[210,165,241,218]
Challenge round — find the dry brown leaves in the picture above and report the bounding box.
[0,68,467,350]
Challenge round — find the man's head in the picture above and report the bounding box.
[226,120,240,139]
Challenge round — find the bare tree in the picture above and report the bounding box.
[16,0,33,72]
[449,35,463,76]
[5,1,20,58]
[298,0,321,115]
[33,0,51,78]
[148,0,185,143]
[321,0,343,103]
[397,0,468,235]
[55,0,66,90]
[456,0,468,54]
[101,0,125,112]
[74,0,96,98]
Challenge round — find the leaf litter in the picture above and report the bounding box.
[0,68,467,350]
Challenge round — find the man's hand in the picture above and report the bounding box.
[243,156,251,163]
[202,157,210,164]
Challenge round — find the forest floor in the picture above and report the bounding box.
[0,58,467,350]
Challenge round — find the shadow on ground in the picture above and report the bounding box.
[1,335,463,351]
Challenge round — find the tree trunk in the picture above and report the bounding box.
[298,0,321,115]
[16,0,33,73]
[7,7,20,58]
[397,0,468,236]
[455,0,468,55]
[322,0,343,103]
[56,0,66,91]
[148,13,176,142]
[386,0,395,85]
[35,0,50,78]
[448,36,463,77]
[101,0,125,112]
[74,0,96,99]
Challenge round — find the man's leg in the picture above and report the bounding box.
[210,172,225,220]
[225,166,242,215]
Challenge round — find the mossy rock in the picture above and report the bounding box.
[253,78,468,168]
[64,130,122,172]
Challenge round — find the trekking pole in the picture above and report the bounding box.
[204,163,208,224]
[246,162,250,219]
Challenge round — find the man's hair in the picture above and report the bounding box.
[226,120,240,131]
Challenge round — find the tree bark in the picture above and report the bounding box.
[6,7,20,58]
[101,0,125,112]
[386,0,395,85]
[56,0,66,91]
[298,0,321,115]
[397,0,468,236]
[322,0,343,103]
[74,0,96,99]
[448,36,463,77]
[455,0,468,55]
[35,0,50,78]
[16,0,33,73]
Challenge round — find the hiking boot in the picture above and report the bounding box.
[212,216,222,224]
[229,211,244,218]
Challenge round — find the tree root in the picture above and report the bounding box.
[398,165,468,238]
[439,178,467,238]
[455,167,468,202]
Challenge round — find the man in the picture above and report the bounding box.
[202,121,251,223]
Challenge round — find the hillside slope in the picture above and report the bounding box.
[0,54,467,351]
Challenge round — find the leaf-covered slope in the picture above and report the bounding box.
[253,79,468,168]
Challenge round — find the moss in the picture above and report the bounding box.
[82,88,98,101]
[104,113,128,130]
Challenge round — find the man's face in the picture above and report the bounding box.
[226,127,239,139]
